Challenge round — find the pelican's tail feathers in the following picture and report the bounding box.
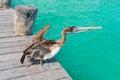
[20,54,26,64]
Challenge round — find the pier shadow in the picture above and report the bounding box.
[31,57,57,65]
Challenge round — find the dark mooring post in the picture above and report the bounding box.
[0,0,10,8]
[14,5,37,36]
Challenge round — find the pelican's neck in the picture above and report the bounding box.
[60,29,67,46]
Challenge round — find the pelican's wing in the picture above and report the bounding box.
[32,25,50,42]
[20,42,51,64]
[20,25,50,64]
[31,40,59,57]
[20,43,36,64]
[28,43,51,60]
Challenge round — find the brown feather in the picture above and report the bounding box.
[20,52,30,64]
[32,25,50,43]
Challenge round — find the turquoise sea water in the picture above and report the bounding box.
[11,0,120,80]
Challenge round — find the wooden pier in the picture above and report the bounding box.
[0,8,72,80]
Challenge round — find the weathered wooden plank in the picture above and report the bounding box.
[0,30,14,34]
[0,52,22,62]
[0,18,11,21]
[0,53,70,80]
[0,29,13,33]
[0,20,13,23]
[0,23,13,27]
[0,59,24,72]
[0,12,14,14]
[0,38,32,55]
[0,57,58,71]
[0,60,63,80]
[0,36,33,43]
[0,39,29,48]
[58,77,72,80]
[0,13,14,16]
[11,69,70,80]
[0,45,25,55]
[29,69,70,80]
[0,17,13,20]
[0,31,16,38]
[0,53,56,71]
[0,10,14,13]
[0,13,13,17]
[0,21,13,24]
[0,14,13,16]
[0,65,39,80]
[0,26,13,29]
[0,8,15,12]
[0,16,13,19]
[0,26,13,30]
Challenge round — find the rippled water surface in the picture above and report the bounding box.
[12,0,120,80]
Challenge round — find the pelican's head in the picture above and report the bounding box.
[65,26,102,34]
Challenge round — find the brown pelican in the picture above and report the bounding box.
[20,25,101,65]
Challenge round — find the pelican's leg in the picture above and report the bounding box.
[26,57,35,67]
[42,59,51,70]
[46,59,50,67]
[48,59,54,67]
[46,59,48,64]
[40,60,43,66]
[46,59,51,68]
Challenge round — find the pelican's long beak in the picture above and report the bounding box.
[73,26,102,33]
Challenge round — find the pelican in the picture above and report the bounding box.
[20,25,102,65]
